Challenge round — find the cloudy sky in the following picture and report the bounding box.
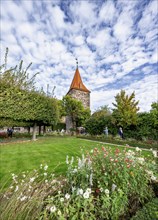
[1,0,158,112]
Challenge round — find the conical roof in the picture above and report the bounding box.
[68,68,90,93]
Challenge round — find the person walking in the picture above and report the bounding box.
[119,127,124,139]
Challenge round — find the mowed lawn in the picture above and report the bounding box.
[0,136,151,188]
[0,136,104,186]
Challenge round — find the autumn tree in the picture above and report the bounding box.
[112,90,139,128]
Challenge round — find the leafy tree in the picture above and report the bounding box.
[112,90,139,128]
[150,102,158,128]
[62,95,90,130]
[92,105,111,118]
[0,48,59,140]
[85,106,115,135]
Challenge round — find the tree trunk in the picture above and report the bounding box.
[43,125,46,135]
[28,127,30,134]
[32,123,37,141]
[39,125,41,136]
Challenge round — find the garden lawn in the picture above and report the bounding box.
[0,136,152,189]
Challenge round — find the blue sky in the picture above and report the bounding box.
[1,0,158,112]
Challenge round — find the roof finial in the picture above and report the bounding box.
[76,58,78,68]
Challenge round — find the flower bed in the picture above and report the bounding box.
[0,147,157,220]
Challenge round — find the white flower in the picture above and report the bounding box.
[20,196,27,201]
[45,180,48,183]
[151,176,157,181]
[50,206,56,213]
[78,154,86,169]
[60,197,64,202]
[77,188,83,195]
[44,172,47,176]
[86,188,91,194]
[44,165,48,170]
[105,189,109,195]
[15,185,19,192]
[52,179,57,184]
[126,150,135,159]
[90,149,93,153]
[87,158,92,167]
[152,150,157,158]
[136,147,142,152]
[112,184,117,192]
[72,186,76,192]
[22,174,26,178]
[57,210,62,216]
[30,177,35,182]
[70,157,74,165]
[100,188,103,192]
[137,157,145,164]
[66,155,69,164]
[65,193,70,200]
[83,191,89,199]
[90,173,93,186]
[73,168,78,173]
[146,170,153,176]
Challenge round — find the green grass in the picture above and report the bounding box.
[0,136,152,189]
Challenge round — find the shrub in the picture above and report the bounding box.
[131,198,158,220]
[0,147,157,220]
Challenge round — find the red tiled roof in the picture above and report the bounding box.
[68,68,90,93]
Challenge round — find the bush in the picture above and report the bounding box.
[131,198,158,220]
[0,147,157,220]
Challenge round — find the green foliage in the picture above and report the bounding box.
[131,198,158,220]
[78,135,158,150]
[124,111,158,140]
[112,90,139,128]
[92,105,111,118]
[53,123,66,131]
[150,102,158,128]
[0,48,59,131]
[62,95,90,129]
[1,145,157,220]
[85,106,115,135]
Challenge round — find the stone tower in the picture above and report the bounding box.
[66,62,90,130]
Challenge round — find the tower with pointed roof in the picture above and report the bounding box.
[66,60,90,130]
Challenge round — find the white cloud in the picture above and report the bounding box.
[99,1,117,24]
[69,1,97,26]
[0,0,157,113]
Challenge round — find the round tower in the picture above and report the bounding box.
[67,59,90,108]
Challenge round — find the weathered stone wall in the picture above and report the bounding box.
[68,89,90,109]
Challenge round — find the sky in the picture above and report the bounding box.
[0,0,158,113]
